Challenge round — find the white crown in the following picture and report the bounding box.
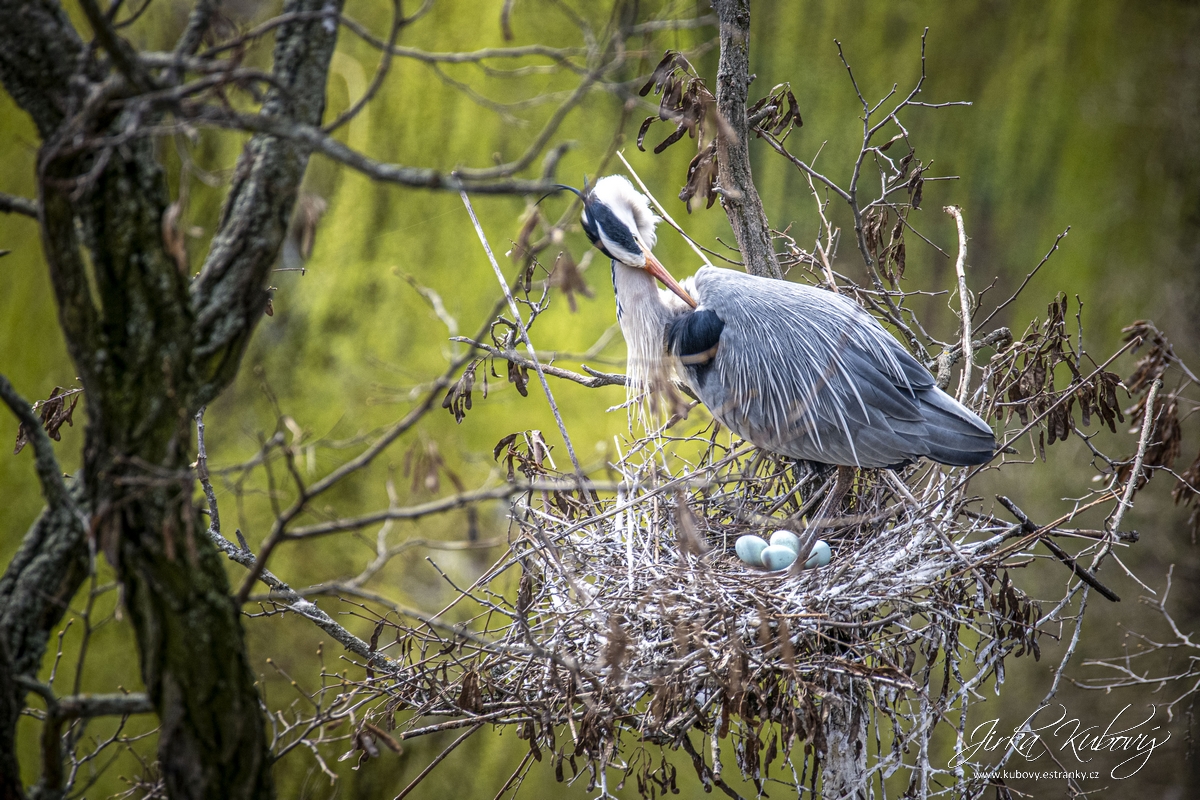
[591,175,660,250]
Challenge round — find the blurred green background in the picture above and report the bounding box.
[2,0,1199,796]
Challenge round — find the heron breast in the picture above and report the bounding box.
[667,308,725,383]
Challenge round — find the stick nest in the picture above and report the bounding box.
[374,428,1045,795]
[363,298,1162,796]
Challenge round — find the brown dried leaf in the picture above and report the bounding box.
[749,84,804,138]
[492,433,519,462]
[547,250,592,312]
[527,430,551,470]
[674,492,708,556]
[653,120,691,154]
[1124,320,1175,394]
[636,51,715,156]
[1122,392,1183,487]
[1173,447,1200,508]
[678,140,719,211]
[442,359,480,423]
[363,722,402,754]
[493,431,553,480]
[459,669,483,713]
[298,194,328,260]
[883,213,906,285]
[640,51,685,97]
[602,613,631,684]
[516,567,534,615]
[16,387,81,454]
[636,115,656,151]
[403,440,444,494]
[162,201,188,275]
[500,0,514,41]
[507,358,529,397]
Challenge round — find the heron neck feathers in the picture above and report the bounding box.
[612,262,679,410]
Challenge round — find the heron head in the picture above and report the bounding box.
[550,175,696,308]
[581,175,660,263]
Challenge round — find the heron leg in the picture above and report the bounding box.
[792,465,855,571]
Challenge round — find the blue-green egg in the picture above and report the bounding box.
[769,530,800,553]
[804,540,832,569]
[734,535,768,566]
[760,544,799,571]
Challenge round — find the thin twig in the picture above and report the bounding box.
[0,191,38,218]
[459,190,587,482]
[323,0,403,133]
[195,407,219,535]
[977,227,1070,329]
[996,496,1120,602]
[1108,378,1162,538]
[393,724,484,800]
[285,479,620,539]
[617,150,713,269]
[944,205,973,402]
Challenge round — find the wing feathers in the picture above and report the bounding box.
[684,267,996,468]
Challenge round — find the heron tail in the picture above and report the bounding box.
[917,387,997,466]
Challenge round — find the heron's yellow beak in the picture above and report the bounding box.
[642,248,697,309]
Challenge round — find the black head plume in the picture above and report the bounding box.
[536,184,584,206]
[533,182,606,253]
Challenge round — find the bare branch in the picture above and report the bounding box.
[460,190,586,480]
[393,724,483,800]
[452,337,628,389]
[205,526,388,668]
[758,131,852,203]
[190,106,558,194]
[1108,378,1162,536]
[617,151,714,269]
[943,205,973,402]
[996,496,1120,602]
[932,327,1013,390]
[78,0,151,91]
[0,191,37,218]
[172,0,221,65]
[323,0,402,134]
[710,0,781,279]
[285,480,618,540]
[977,227,1071,329]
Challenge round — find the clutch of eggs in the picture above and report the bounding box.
[734,532,831,571]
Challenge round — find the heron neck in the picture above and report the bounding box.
[611,261,676,400]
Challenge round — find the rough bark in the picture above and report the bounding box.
[0,0,88,139]
[33,76,275,800]
[708,3,865,789]
[0,381,89,800]
[710,0,781,280]
[821,675,868,800]
[0,0,343,796]
[190,1,346,402]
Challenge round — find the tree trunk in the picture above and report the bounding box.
[710,0,782,280]
[36,102,277,800]
[708,6,867,790]
[821,675,868,800]
[0,483,88,800]
[0,0,344,795]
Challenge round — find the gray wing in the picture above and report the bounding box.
[678,267,994,468]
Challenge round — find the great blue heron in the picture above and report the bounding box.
[563,175,996,473]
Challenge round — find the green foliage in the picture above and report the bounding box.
[2,0,1198,796]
